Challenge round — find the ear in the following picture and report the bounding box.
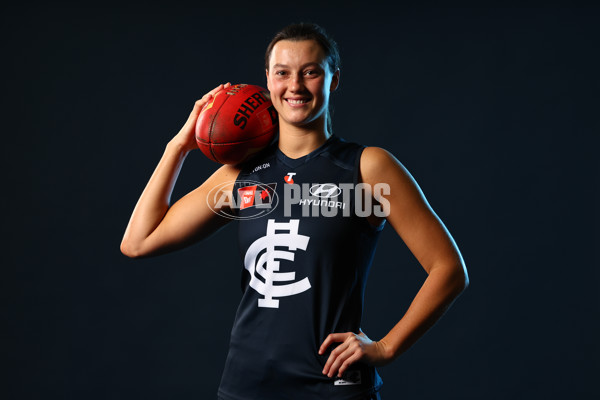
[330,69,340,92]
[265,69,271,92]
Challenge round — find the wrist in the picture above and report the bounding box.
[377,338,398,362]
[166,139,193,158]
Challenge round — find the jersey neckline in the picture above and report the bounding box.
[275,135,338,169]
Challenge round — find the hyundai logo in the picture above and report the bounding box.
[309,183,342,198]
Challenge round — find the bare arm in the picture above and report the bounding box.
[320,146,469,377]
[120,83,238,258]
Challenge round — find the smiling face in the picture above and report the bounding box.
[266,39,339,133]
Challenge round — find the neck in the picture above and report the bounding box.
[278,119,331,159]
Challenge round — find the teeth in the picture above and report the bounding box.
[287,99,308,104]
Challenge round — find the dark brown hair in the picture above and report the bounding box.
[265,23,341,134]
[265,23,341,73]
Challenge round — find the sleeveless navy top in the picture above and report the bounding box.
[218,135,384,400]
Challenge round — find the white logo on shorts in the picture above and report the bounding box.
[334,370,362,386]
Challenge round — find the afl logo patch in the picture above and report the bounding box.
[309,183,341,198]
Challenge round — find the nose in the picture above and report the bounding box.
[289,73,304,92]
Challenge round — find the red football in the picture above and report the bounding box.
[195,84,278,165]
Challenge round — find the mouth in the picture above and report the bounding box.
[285,98,310,105]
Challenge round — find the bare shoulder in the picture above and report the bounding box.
[211,163,243,184]
[199,162,243,195]
[360,146,397,168]
[176,162,242,212]
[360,146,413,186]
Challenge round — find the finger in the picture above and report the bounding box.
[327,346,358,378]
[187,95,213,122]
[197,94,212,107]
[322,334,358,375]
[338,352,361,378]
[209,82,233,96]
[319,332,350,355]
[193,82,226,112]
[208,84,225,96]
[322,341,349,375]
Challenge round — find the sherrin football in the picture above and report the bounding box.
[195,84,278,165]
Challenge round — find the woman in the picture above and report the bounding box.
[121,23,468,400]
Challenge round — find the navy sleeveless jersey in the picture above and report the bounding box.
[218,135,384,400]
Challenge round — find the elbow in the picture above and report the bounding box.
[455,263,469,294]
[440,261,469,296]
[120,239,144,259]
[430,261,469,297]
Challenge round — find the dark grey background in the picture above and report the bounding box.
[3,2,598,399]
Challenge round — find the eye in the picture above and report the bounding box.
[275,70,287,76]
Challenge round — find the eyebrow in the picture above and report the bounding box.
[271,62,323,69]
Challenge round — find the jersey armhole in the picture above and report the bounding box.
[353,145,365,187]
[355,146,386,233]
[229,170,243,217]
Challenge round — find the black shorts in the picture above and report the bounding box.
[218,393,381,400]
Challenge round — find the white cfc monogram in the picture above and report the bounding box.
[244,219,311,308]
